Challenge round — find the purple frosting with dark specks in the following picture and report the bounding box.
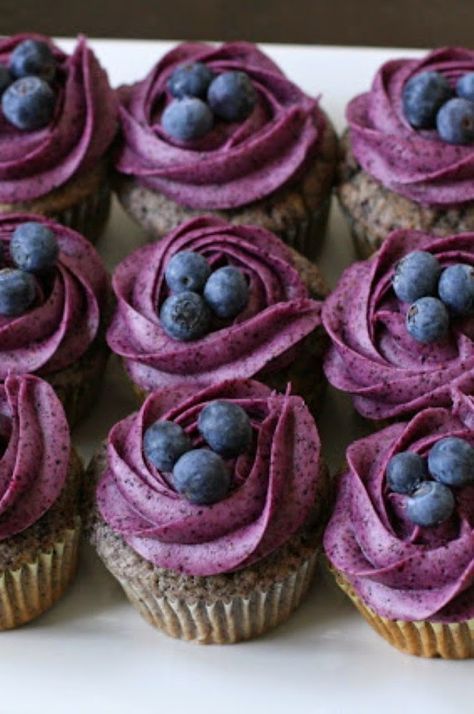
[0,33,118,202]
[324,392,474,623]
[322,229,474,421]
[97,379,324,576]
[107,215,322,392]
[0,374,70,539]
[115,41,325,209]
[348,47,474,206]
[0,213,108,378]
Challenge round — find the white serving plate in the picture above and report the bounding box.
[1,40,470,714]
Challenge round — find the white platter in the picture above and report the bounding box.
[1,39,471,714]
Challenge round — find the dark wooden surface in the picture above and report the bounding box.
[2,0,472,47]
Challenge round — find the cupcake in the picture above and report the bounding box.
[0,213,110,426]
[338,47,474,257]
[0,374,82,630]
[324,390,473,659]
[322,228,474,423]
[0,34,118,242]
[114,42,337,259]
[107,215,328,414]
[86,378,329,643]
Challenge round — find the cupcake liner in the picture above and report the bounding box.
[117,549,318,644]
[0,518,80,631]
[52,181,111,245]
[332,568,474,659]
[278,195,331,262]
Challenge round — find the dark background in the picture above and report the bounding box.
[2,0,472,47]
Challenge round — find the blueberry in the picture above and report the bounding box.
[393,251,441,303]
[207,71,257,122]
[172,448,230,505]
[0,65,11,95]
[9,39,56,82]
[406,481,455,527]
[406,297,449,343]
[428,437,474,487]
[167,62,214,99]
[0,268,36,316]
[402,71,452,128]
[436,98,474,145]
[203,266,249,319]
[143,419,191,472]
[2,76,55,131]
[456,72,474,101]
[438,263,474,315]
[159,290,210,341]
[165,251,211,294]
[10,221,58,272]
[198,400,252,458]
[386,451,428,494]
[162,97,213,141]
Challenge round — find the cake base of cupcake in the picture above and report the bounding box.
[0,160,112,245]
[114,119,338,262]
[332,568,474,659]
[337,134,474,258]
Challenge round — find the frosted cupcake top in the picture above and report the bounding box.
[347,47,474,205]
[322,229,474,421]
[0,33,118,203]
[115,41,325,209]
[0,374,70,539]
[107,216,323,392]
[324,390,474,623]
[0,214,108,379]
[97,379,325,576]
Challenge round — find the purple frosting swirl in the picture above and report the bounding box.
[0,213,108,378]
[0,33,118,203]
[348,47,474,206]
[0,374,70,539]
[322,229,474,421]
[324,393,474,623]
[115,41,325,209]
[97,379,324,576]
[107,216,322,392]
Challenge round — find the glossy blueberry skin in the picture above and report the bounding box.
[402,71,452,128]
[198,400,252,458]
[406,481,455,527]
[386,451,428,494]
[2,76,55,131]
[159,290,210,341]
[172,448,230,505]
[0,268,36,316]
[393,251,441,303]
[456,72,474,101]
[143,420,191,472]
[9,39,56,82]
[406,297,450,343]
[207,71,257,122]
[203,266,249,319]
[167,62,214,99]
[162,97,213,141]
[428,437,474,487]
[436,98,474,145]
[0,65,11,95]
[165,251,211,294]
[438,263,474,315]
[11,222,58,272]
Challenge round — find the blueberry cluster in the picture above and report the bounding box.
[392,250,474,343]
[0,221,58,316]
[143,400,253,505]
[387,436,474,527]
[162,61,257,142]
[0,39,57,131]
[159,250,249,341]
[403,70,474,145]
